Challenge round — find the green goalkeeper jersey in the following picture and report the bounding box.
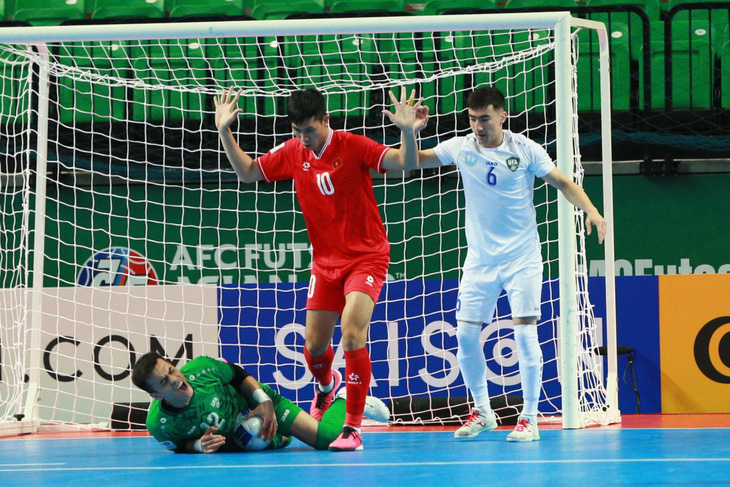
[146,356,258,452]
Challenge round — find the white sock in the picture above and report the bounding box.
[514,324,543,418]
[456,321,493,416]
[319,376,334,393]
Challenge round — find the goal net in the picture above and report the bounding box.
[0,13,618,433]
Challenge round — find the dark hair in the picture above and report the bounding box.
[467,87,506,111]
[287,89,326,125]
[132,352,165,394]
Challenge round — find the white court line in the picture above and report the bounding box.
[1,426,728,442]
[2,457,730,473]
[0,463,65,467]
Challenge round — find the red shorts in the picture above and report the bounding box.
[306,256,389,313]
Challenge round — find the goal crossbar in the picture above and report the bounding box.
[0,13,578,42]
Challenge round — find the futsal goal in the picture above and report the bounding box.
[0,12,618,436]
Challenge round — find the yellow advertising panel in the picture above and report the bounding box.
[659,274,730,413]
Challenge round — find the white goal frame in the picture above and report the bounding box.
[0,12,618,434]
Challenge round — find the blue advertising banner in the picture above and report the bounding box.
[588,276,661,414]
[219,280,559,412]
[218,276,662,414]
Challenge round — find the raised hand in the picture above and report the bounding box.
[214,86,243,132]
[383,87,430,133]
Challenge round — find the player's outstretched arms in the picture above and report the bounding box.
[187,426,226,453]
[542,167,607,244]
[214,87,263,184]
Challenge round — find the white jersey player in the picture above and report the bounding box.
[416,87,607,442]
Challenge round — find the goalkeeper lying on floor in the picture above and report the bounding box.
[131,352,389,453]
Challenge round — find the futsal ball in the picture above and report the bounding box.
[233,411,271,451]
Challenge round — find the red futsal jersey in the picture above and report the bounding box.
[256,129,391,269]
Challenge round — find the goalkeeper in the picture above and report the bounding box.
[407,86,607,442]
[131,352,389,454]
[215,87,427,451]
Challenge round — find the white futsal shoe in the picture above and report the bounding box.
[454,409,498,438]
[335,388,390,423]
[506,416,540,442]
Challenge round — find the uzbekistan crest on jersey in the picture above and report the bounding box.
[77,247,159,286]
[506,157,520,172]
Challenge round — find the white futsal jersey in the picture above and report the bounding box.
[433,130,556,265]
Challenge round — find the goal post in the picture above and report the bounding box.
[0,12,618,434]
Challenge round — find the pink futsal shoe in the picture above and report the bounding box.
[309,370,342,421]
[328,426,363,451]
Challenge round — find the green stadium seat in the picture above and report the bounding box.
[379,33,438,115]
[579,1,655,113]
[167,0,246,18]
[328,0,407,14]
[281,34,379,119]
[54,41,131,124]
[435,31,495,115]
[327,0,414,120]
[421,0,498,15]
[0,47,32,125]
[129,40,208,122]
[420,1,500,116]
[721,39,730,110]
[576,22,633,112]
[88,0,165,19]
[662,0,729,15]
[250,0,325,20]
[583,0,661,22]
[582,1,654,57]
[207,36,276,119]
[6,0,86,26]
[663,0,729,52]
[433,28,554,116]
[647,20,714,110]
[504,0,580,10]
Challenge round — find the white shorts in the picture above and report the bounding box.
[455,248,543,324]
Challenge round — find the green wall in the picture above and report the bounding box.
[19,172,730,287]
[583,173,730,275]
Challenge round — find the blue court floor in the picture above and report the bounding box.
[1,420,730,487]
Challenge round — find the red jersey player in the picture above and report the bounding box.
[215,87,428,451]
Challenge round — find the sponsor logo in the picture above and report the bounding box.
[77,247,158,286]
[694,316,730,383]
[463,153,478,167]
[348,373,361,385]
[365,275,374,287]
[506,157,520,172]
[211,396,220,408]
[280,410,290,423]
[160,441,177,450]
[303,161,311,171]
